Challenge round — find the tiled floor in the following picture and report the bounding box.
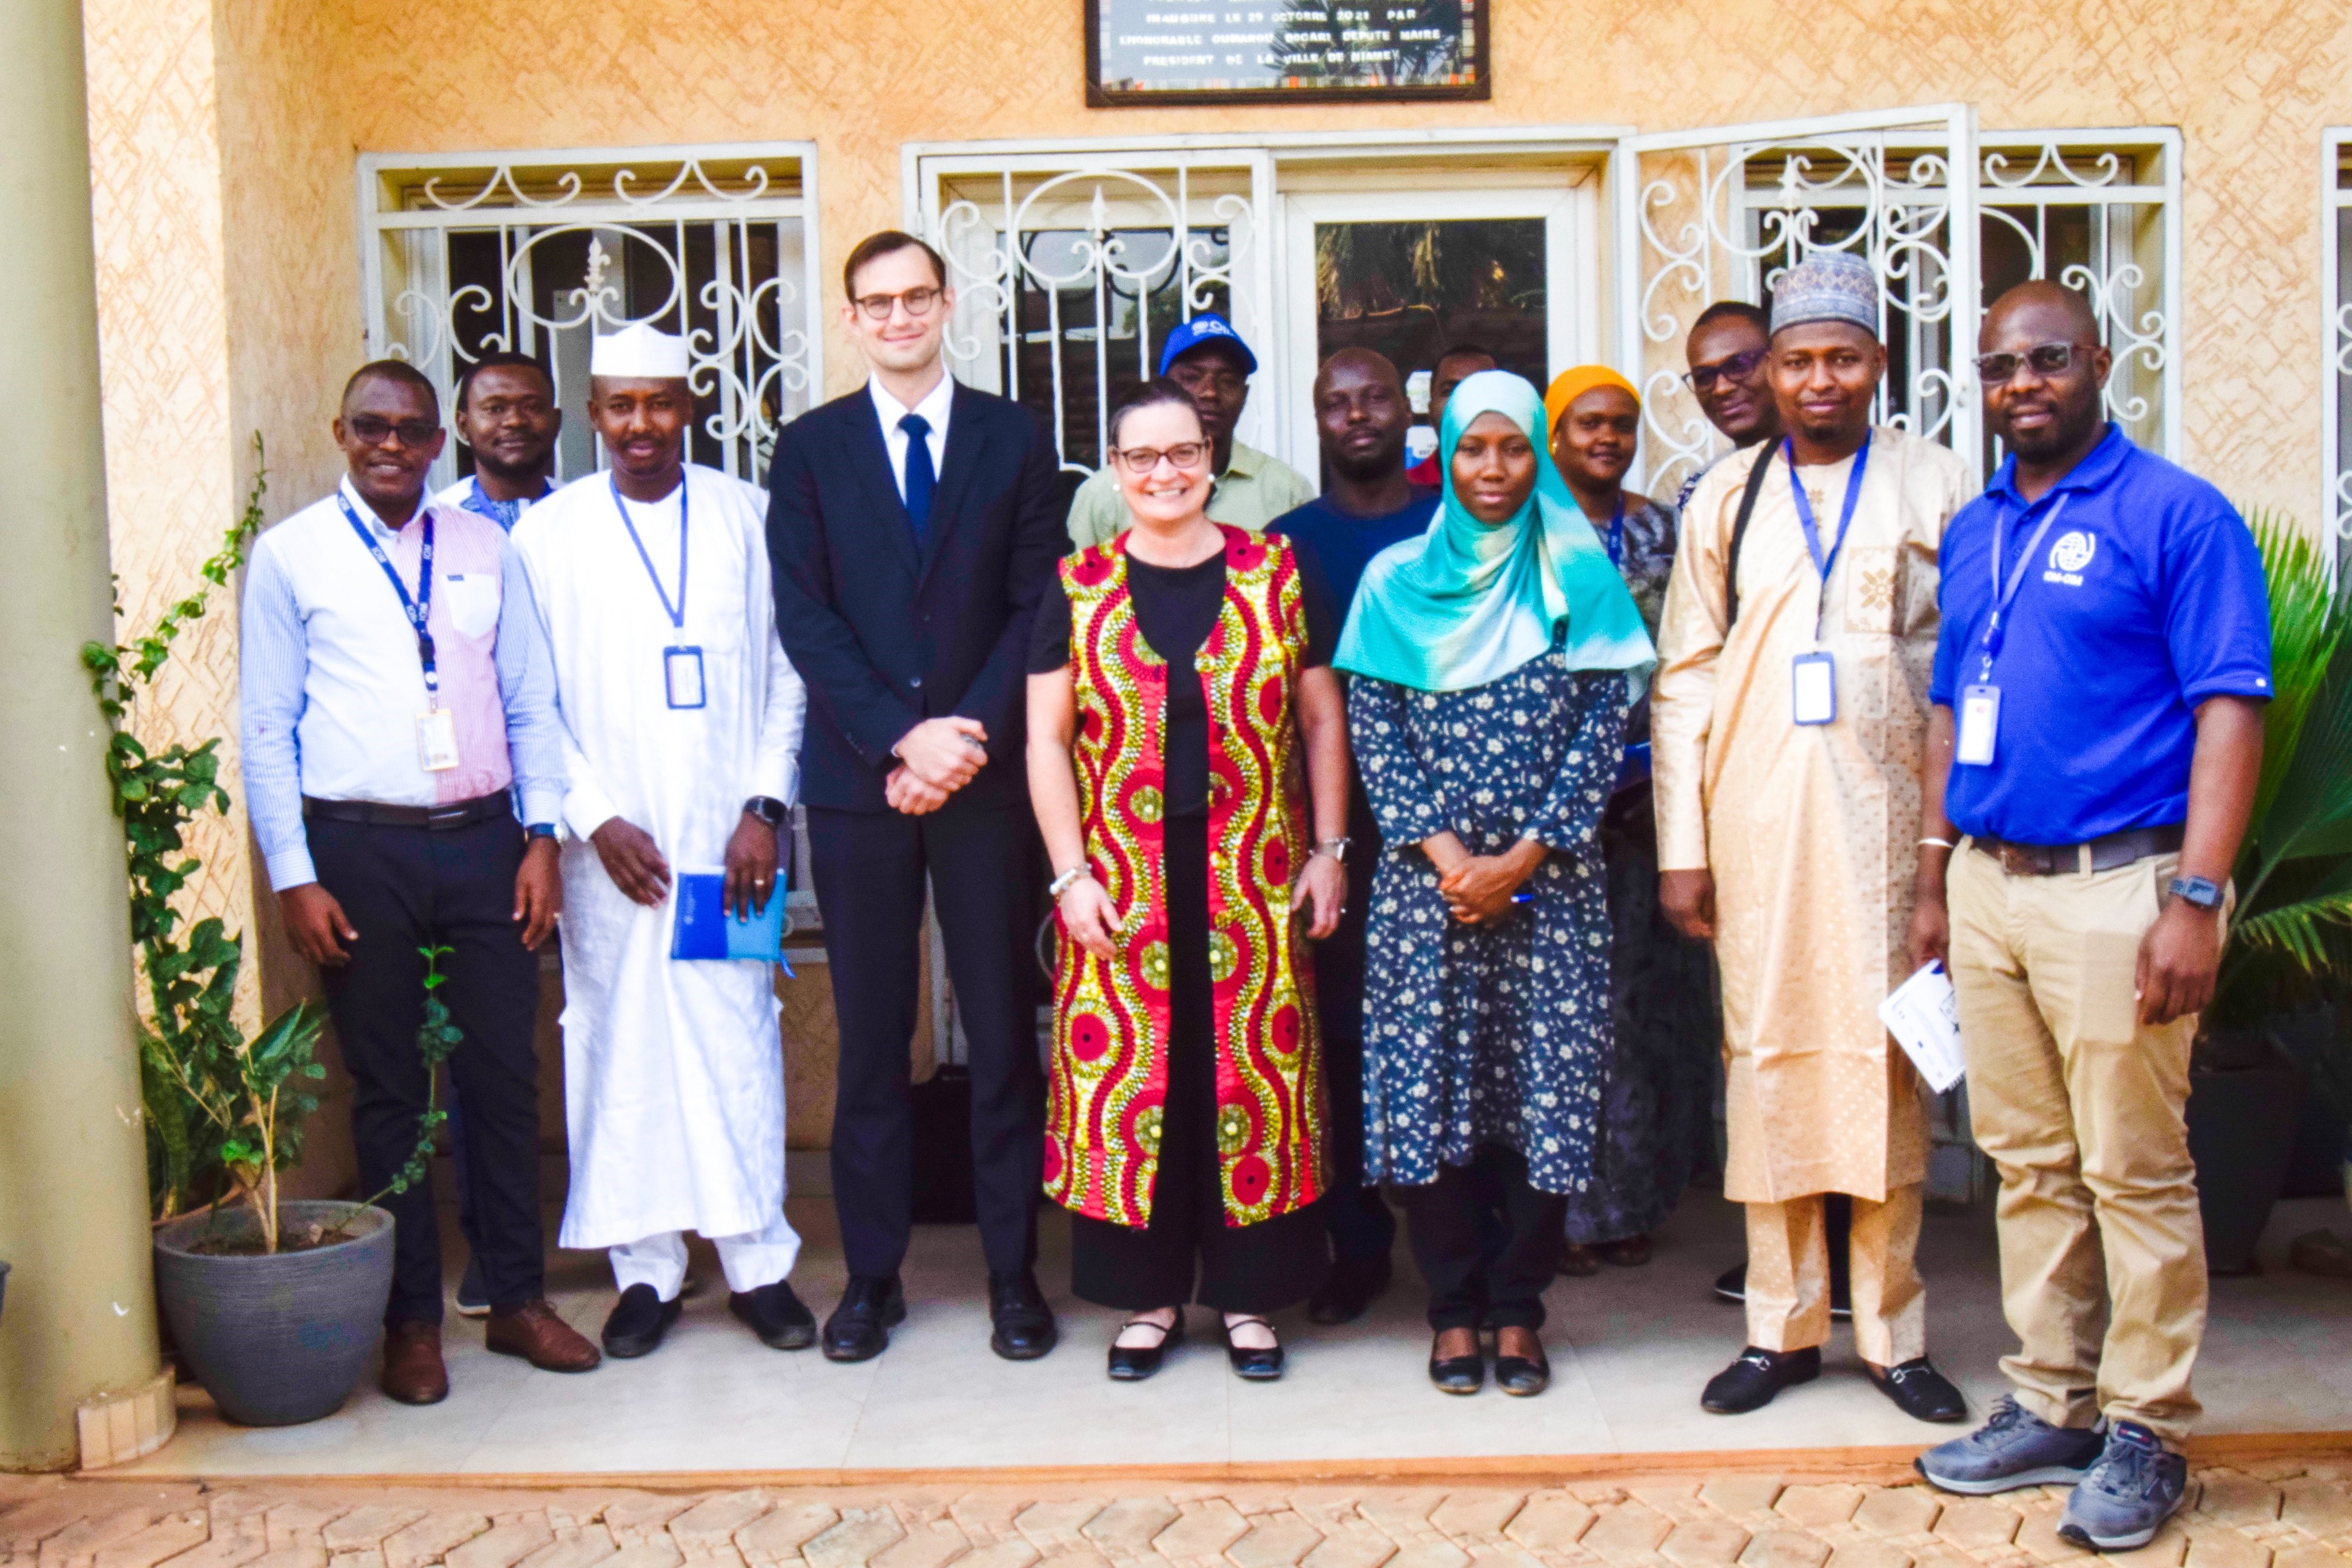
[118,1193,2352,1480]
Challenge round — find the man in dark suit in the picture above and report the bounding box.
[767,230,1065,1364]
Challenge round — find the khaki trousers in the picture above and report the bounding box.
[1745,1185,1925,1365]
[1947,845,2207,1445]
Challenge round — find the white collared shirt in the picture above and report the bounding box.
[867,372,954,503]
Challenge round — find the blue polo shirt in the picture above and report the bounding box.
[1929,427,2272,846]
[1270,489,1439,611]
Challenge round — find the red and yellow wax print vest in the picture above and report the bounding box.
[1043,525,1326,1229]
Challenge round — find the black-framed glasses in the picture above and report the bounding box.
[853,286,943,321]
[1973,342,2091,384]
[347,414,440,447]
[1684,348,1765,392]
[1111,441,1210,474]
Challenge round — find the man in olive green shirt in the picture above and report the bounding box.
[1065,312,1314,551]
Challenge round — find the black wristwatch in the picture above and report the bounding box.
[2167,876,2223,911]
[525,822,558,842]
[743,796,790,828]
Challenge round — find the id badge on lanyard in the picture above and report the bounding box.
[341,495,459,771]
[1959,494,2068,767]
[1792,651,1837,725]
[611,476,704,710]
[1785,436,1868,730]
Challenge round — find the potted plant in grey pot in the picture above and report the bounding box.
[2188,514,2352,1274]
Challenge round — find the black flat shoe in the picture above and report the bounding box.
[1494,1330,1550,1397]
[1429,1331,1484,1395]
[1307,1255,1392,1325]
[989,1268,1058,1361]
[1702,1345,1821,1414]
[822,1274,906,1362]
[729,1280,817,1350]
[601,1283,682,1359]
[1869,1357,1968,1423]
[1223,1315,1284,1381]
[1107,1314,1183,1381]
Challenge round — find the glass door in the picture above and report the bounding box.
[1280,185,1592,481]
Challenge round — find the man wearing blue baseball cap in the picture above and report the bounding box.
[1065,311,1314,551]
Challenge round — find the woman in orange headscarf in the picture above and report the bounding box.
[1542,365,1722,1278]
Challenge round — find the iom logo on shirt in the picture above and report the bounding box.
[2044,530,2097,586]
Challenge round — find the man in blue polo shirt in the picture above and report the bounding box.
[1908,282,2270,1549]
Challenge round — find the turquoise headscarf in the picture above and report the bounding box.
[1335,370,1657,694]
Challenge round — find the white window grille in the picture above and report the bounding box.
[2326,129,2352,570]
[911,149,1276,484]
[357,143,824,490]
[1621,110,2179,502]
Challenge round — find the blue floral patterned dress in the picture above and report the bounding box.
[1348,647,1628,1195]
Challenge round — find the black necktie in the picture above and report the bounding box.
[899,412,935,543]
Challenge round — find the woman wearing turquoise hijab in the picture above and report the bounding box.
[1337,370,1654,1399]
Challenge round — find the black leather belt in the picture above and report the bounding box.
[1969,823,2184,877]
[303,792,513,831]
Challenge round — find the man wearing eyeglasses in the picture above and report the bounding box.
[240,361,599,1406]
[1675,302,1782,510]
[1064,312,1314,551]
[768,230,1067,1366]
[1911,282,2270,1551]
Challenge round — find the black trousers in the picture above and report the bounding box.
[810,798,1045,1279]
[308,813,544,1325]
[1315,775,1399,1265]
[1069,815,1329,1314]
[1392,1146,1566,1332]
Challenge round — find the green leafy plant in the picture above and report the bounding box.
[344,944,465,1217]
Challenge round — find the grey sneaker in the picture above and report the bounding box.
[2057,1422,2188,1551]
[1916,1396,2106,1495]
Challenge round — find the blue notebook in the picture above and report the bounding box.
[670,872,794,971]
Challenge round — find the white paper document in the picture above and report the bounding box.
[1878,961,1967,1093]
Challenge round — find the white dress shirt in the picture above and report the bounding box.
[867,373,954,504]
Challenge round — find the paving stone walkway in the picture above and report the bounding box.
[5,1460,2351,1568]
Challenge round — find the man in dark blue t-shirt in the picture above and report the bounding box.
[1911,282,2269,1550]
[1272,349,1437,1325]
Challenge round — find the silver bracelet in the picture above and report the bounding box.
[1918,837,1957,850]
[1048,865,1092,899]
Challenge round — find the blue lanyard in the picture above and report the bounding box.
[609,473,688,630]
[1979,491,2070,679]
[1604,494,1626,567]
[1785,432,1870,638]
[338,493,438,698]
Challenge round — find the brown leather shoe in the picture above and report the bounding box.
[486,1299,602,1372]
[381,1320,449,1405]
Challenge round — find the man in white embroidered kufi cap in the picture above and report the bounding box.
[512,322,814,1358]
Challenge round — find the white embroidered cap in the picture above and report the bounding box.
[589,322,690,380]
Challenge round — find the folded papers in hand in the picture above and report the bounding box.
[1879,961,1965,1093]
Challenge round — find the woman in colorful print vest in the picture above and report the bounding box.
[1027,381,1352,1384]
[1336,370,1656,1398]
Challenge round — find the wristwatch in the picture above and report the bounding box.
[1314,837,1352,864]
[2167,875,2223,911]
[525,822,558,841]
[742,796,790,828]
[1049,864,1092,899]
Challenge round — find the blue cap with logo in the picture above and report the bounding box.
[1157,311,1259,377]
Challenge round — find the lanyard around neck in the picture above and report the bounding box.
[609,472,689,630]
[1785,432,1870,639]
[338,493,438,698]
[1980,490,2071,678]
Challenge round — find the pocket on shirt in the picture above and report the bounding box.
[440,572,501,640]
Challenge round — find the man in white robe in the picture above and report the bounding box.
[513,323,812,1357]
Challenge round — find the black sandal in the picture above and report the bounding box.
[1108,1313,1183,1381]
[1221,1315,1285,1381]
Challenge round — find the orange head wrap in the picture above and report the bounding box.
[1543,365,1640,435]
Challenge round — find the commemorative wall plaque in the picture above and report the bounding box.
[1086,0,1488,105]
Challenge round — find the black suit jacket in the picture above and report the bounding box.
[767,380,1065,812]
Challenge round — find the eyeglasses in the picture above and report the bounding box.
[853,286,944,321]
[1684,349,1765,393]
[347,415,440,447]
[1112,442,1210,474]
[1973,342,2091,384]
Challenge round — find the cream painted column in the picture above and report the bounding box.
[0,0,164,1472]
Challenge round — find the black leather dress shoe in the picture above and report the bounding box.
[1307,1255,1392,1325]
[1107,1315,1183,1381]
[1702,1345,1821,1414]
[729,1280,817,1350]
[1494,1334,1550,1397]
[1223,1316,1285,1381]
[601,1283,682,1359]
[988,1269,1058,1360]
[1869,1357,1968,1423]
[822,1275,906,1362]
[1429,1334,1484,1396]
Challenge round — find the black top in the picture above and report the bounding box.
[1030,539,1339,818]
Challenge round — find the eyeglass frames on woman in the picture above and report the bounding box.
[1972,342,2092,385]
[1112,442,1210,475]
[853,286,945,322]
[1684,349,1765,393]
[346,415,441,447]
